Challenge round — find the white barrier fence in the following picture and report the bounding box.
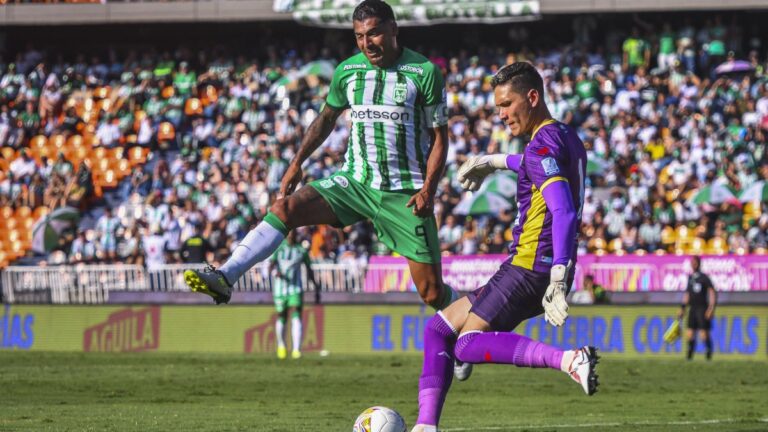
[0,262,367,304]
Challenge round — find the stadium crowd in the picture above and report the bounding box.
[0,14,767,268]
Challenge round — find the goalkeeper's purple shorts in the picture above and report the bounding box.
[466,262,573,332]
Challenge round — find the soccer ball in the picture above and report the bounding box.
[353,406,406,432]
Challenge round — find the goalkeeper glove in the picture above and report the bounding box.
[457,154,508,191]
[543,261,572,327]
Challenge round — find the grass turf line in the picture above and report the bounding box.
[0,352,766,431]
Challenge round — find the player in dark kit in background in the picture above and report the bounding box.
[678,256,717,360]
[410,62,598,432]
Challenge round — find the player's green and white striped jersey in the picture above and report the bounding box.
[270,242,311,296]
[326,48,447,191]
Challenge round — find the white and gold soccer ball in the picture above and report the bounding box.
[353,406,406,432]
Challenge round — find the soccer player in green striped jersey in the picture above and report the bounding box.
[269,230,317,360]
[185,0,457,311]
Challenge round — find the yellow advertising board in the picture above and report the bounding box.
[0,304,765,359]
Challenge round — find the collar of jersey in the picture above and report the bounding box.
[530,118,557,140]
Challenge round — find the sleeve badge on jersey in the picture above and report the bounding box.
[541,157,560,176]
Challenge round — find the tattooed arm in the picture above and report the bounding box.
[279,105,343,197]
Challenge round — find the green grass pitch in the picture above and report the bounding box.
[0,352,766,431]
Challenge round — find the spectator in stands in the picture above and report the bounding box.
[10,148,35,184]
[142,225,168,269]
[96,207,121,262]
[438,214,462,255]
[69,229,96,264]
[181,225,212,263]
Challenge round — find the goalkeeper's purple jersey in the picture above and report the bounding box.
[508,120,586,273]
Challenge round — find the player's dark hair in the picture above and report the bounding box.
[352,0,396,23]
[491,62,544,96]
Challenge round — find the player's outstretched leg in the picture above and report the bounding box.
[453,331,599,395]
[184,264,234,304]
[412,312,457,432]
[184,212,288,304]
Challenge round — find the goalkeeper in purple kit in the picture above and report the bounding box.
[411,62,599,432]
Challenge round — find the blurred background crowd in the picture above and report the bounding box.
[0,12,766,268]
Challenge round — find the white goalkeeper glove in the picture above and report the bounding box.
[457,154,508,191]
[542,261,572,327]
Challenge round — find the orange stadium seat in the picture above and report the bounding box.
[111,147,125,160]
[6,229,21,243]
[14,206,32,220]
[162,86,175,99]
[33,206,50,221]
[185,98,203,116]
[1,147,16,161]
[30,135,48,152]
[588,237,606,252]
[116,159,132,178]
[49,134,67,153]
[93,146,108,160]
[67,134,85,150]
[96,98,112,114]
[101,169,119,188]
[93,86,111,99]
[7,240,25,260]
[1,206,14,220]
[127,147,150,166]
[157,122,175,142]
[608,238,624,254]
[660,226,676,247]
[688,238,706,255]
[706,237,727,255]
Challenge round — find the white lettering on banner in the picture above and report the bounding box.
[442,258,501,291]
[660,259,755,292]
[349,105,413,124]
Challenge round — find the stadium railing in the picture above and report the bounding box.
[0,262,367,304]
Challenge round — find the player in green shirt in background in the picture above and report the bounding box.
[270,230,317,359]
[185,0,458,312]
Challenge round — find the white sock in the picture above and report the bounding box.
[276,318,286,349]
[220,221,285,284]
[560,349,576,372]
[291,314,302,352]
[412,425,437,432]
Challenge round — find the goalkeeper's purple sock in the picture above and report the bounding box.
[416,312,456,427]
[454,331,565,370]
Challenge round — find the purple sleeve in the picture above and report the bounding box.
[541,180,577,266]
[505,154,522,172]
